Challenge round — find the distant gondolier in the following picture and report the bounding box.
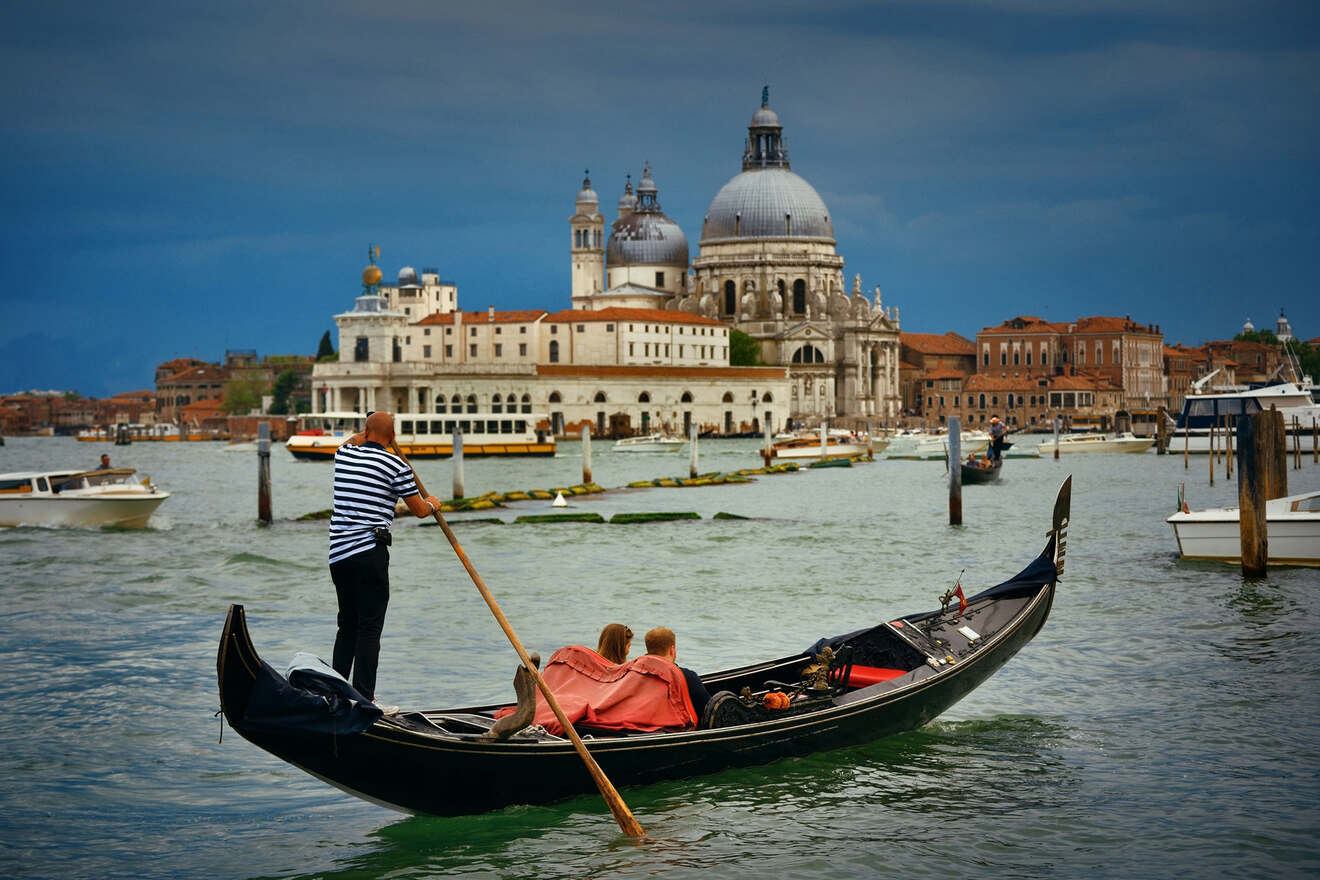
[328,411,440,710]
[988,417,1008,461]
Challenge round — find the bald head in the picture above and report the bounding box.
[364,411,395,444]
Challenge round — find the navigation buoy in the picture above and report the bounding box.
[552,491,567,508]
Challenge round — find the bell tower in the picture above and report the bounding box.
[570,170,604,305]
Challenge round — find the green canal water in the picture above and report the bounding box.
[1,436,1317,878]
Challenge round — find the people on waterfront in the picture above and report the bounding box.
[645,626,711,720]
[98,454,111,469]
[328,411,440,712]
[596,623,633,664]
[989,416,1007,461]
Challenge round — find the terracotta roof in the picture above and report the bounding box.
[544,307,726,327]
[416,310,548,325]
[898,360,921,372]
[179,398,224,415]
[900,331,975,355]
[1072,316,1160,335]
[981,316,1069,334]
[112,390,156,399]
[536,364,785,379]
[1049,371,1121,390]
[158,364,229,383]
[963,375,1031,391]
[920,368,969,381]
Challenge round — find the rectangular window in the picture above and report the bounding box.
[354,337,369,362]
[520,326,526,334]
[470,344,477,357]
[423,345,432,358]
[402,420,413,433]
[655,271,665,287]
[666,345,670,356]
[551,325,558,334]
[606,324,614,332]
[679,345,684,357]
[576,324,585,332]
[424,328,431,336]
[501,420,513,434]
[495,327,502,335]
[445,327,452,335]
[629,342,635,356]
[1026,351,1032,365]
[470,327,477,337]
[494,344,502,357]
[445,345,453,357]
[519,343,527,356]
[405,335,411,344]
[416,420,429,434]
[1000,350,1007,366]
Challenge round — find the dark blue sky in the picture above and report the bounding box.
[3,0,1317,396]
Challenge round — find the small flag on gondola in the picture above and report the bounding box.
[954,580,967,617]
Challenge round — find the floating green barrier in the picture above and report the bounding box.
[712,512,749,520]
[808,457,853,469]
[529,490,554,500]
[609,511,701,524]
[504,491,532,501]
[297,508,332,521]
[514,513,606,524]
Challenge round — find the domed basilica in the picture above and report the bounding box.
[570,89,901,422]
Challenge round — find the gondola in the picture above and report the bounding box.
[960,456,1003,484]
[216,477,1071,817]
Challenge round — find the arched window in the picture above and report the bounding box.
[451,394,462,411]
[520,393,531,413]
[721,391,734,403]
[639,391,651,403]
[762,392,773,402]
[491,393,502,414]
[680,391,693,403]
[992,395,999,406]
[792,279,806,314]
[593,391,606,403]
[791,345,824,364]
[724,281,736,315]
[1013,351,1020,365]
[777,279,786,301]
[549,391,562,404]
[574,230,581,248]
[549,340,559,363]
[979,394,986,408]
[435,396,447,413]
[466,394,478,413]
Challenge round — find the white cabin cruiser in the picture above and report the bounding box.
[0,469,169,528]
[1046,432,1154,454]
[1167,490,1320,566]
[884,430,990,460]
[612,433,685,453]
[1171,379,1320,454]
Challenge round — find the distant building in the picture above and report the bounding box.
[156,361,229,422]
[898,332,976,416]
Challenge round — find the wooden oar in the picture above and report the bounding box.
[390,440,645,839]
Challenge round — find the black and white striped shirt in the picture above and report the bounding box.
[328,441,418,564]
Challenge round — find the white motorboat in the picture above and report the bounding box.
[286,411,556,460]
[1170,378,1320,454]
[0,469,169,528]
[770,428,872,460]
[884,430,990,460]
[612,433,685,453]
[1045,432,1153,454]
[1167,490,1320,566]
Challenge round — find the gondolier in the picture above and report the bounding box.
[988,417,1008,460]
[328,411,440,708]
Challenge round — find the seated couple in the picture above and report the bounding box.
[489,623,710,739]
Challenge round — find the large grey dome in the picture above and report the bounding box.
[606,163,688,267]
[701,168,833,241]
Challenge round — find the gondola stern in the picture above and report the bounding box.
[1047,475,1072,578]
[218,603,261,728]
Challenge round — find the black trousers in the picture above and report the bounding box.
[330,543,390,701]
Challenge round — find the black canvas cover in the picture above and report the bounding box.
[237,654,383,737]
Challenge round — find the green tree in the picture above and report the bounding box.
[62,390,80,401]
[729,329,761,366]
[316,331,336,361]
[267,369,301,415]
[220,377,267,415]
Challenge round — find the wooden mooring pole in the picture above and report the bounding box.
[1295,417,1302,469]
[257,421,272,525]
[452,428,465,500]
[1237,413,1268,576]
[1267,408,1288,499]
[1156,406,1168,454]
[1053,416,1060,460]
[582,424,592,485]
[1313,417,1318,463]
[1184,415,1189,468]
[1209,418,1215,487]
[762,422,772,467]
[948,417,963,526]
[689,422,699,478]
[866,420,874,461]
[1225,415,1233,480]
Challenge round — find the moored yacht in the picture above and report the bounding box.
[884,429,990,460]
[1047,432,1154,454]
[1171,380,1320,454]
[612,433,685,453]
[0,469,169,528]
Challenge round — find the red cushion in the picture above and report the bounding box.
[846,665,907,686]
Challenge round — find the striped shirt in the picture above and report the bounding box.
[328,441,418,564]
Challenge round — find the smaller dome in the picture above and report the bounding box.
[751,106,780,127]
[397,266,419,286]
[577,170,598,205]
[617,174,636,215]
[1242,316,1255,333]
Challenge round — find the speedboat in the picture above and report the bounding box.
[771,430,871,460]
[1046,432,1153,454]
[1167,490,1320,565]
[0,469,169,528]
[612,433,685,453]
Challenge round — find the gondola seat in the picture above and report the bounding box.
[840,665,907,687]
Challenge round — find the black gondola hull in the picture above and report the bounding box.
[219,567,1055,816]
[961,459,1002,483]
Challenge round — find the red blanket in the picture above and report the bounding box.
[496,646,697,736]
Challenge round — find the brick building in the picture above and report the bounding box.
[899,332,976,416]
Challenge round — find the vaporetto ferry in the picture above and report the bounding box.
[285,411,556,460]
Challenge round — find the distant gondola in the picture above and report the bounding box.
[216,478,1071,818]
[961,457,1003,484]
